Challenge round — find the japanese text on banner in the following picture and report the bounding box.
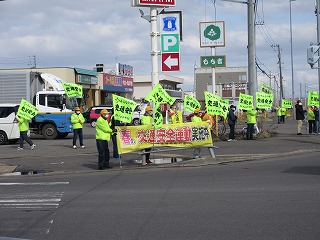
[260,82,273,95]
[183,95,201,112]
[307,91,319,106]
[116,122,213,154]
[17,99,39,120]
[62,82,83,98]
[256,92,273,109]
[204,91,228,118]
[238,93,254,110]
[145,83,175,105]
[282,99,293,109]
[112,94,137,123]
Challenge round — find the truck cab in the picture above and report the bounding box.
[31,91,73,139]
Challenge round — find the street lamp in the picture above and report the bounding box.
[290,0,295,111]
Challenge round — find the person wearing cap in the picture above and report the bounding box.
[140,105,154,164]
[16,115,36,150]
[295,100,304,135]
[96,109,114,170]
[192,108,202,122]
[227,105,237,141]
[71,107,85,149]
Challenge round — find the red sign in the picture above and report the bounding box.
[161,53,180,72]
[138,0,175,6]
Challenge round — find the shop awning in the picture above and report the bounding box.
[74,68,98,77]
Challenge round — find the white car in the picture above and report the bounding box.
[0,104,20,145]
[131,103,148,125]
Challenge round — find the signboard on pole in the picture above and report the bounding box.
[132,0,176,7]
[200,55,226,68]
[200,21,225,48]
[159,10,181,72]
[162,53,180,71]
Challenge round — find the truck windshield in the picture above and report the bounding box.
[64,96,73,110]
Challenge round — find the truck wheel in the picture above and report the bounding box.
[132,118,140,126]
[42,124,58,140]
[0,131,8,145]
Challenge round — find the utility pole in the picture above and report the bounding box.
[316,0,320,96]
[221,0,257,105]
[289,0,295,117]
[272,44,284,103]
[248,0,257,106]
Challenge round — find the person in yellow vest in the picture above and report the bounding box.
[168,105,183,124]
[276,106,282,124]
[16,115,36,150]
[307,106,316,135]
[96,109,114,170]
[71,107,85,149]
[281,107,287,123]
[246,108,258,140]
[141,106,154,164]
[191,108,202,122]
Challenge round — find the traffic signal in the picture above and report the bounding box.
[307,44,320,67]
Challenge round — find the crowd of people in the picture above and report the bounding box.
[15,99,318,170]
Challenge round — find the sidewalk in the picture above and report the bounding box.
[1,116,319,175]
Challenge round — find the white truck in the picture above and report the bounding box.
[0,72,74,140]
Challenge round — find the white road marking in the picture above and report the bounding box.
[0,182,69,186]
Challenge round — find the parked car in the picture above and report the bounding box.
[0,104,20,145]
[89,106,113,127]
[131,103,149,125]
[83,105,111,123]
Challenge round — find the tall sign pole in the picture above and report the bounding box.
[150,7,159,88]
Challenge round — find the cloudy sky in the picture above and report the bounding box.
[0,0,317,99]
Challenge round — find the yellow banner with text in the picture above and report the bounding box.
[116,122,213,154]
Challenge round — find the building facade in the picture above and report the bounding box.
[195,67,248,105]
[133,74,184,101]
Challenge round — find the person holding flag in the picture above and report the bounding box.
[168,104,183,124]
[96,109,114,170]
[71,107,85,149]
[140,106,154,164]
[16,115,36,150]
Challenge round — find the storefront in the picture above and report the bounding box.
[102,73,134,105]
[74,68,99,110]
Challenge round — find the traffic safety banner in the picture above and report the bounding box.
[256,92,273,109]
[184,94,201,112]
[17,99,39,121]
[238,93,254,110]
[116,122,213,154]
[307,91,319,106]
[145,83,175,105]
[62,82,83,98]
[282,99,293,109]
[204,91,228,119]
[112,94,137,123]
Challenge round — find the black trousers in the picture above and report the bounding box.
[96,139,110,168]
[246,124,255,140]
[144,148,151,162]
[228,124,235,140]
[19,131,33,148]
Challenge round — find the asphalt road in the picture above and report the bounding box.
[1,151,320,240]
